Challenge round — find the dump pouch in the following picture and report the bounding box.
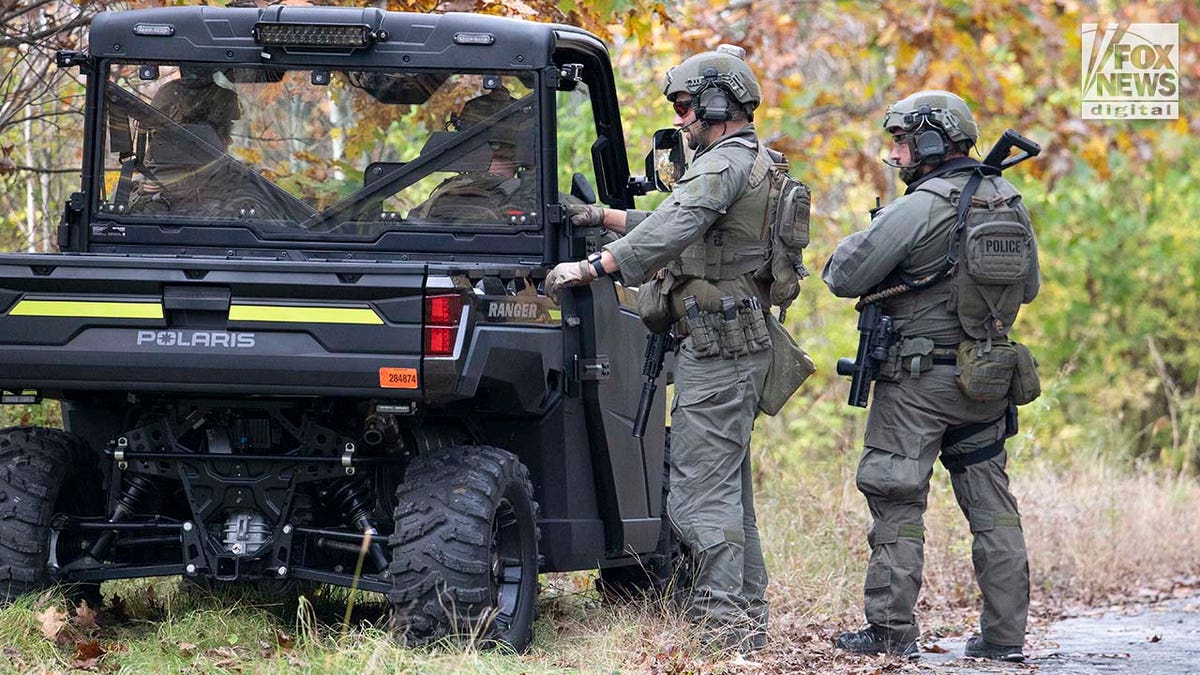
[955,339,1018,402]
[1008,340,1041,405]
[636,270,676,334]
[758,313,815,415]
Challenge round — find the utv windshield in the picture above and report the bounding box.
[98,63,541,237]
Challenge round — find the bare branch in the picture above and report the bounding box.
[0,13,92,49]
[1,165,81,175]
[0,0,58,25]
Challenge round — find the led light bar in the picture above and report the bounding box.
[253,22,374,48]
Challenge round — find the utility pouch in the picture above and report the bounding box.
[897,337,935,378]
[956,339,1018,402]
[740,302,771,353]
[758,313,815,415]
[718,296,749,359]
[636,270,675,334]
[877,344,902,383]
[1008,341,1041,406]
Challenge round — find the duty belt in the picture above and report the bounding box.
[931,346,958,366]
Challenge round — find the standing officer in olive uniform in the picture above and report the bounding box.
[545,46,782,652]
[824,90,1039,662]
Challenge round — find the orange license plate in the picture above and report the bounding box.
[379,367,418,389]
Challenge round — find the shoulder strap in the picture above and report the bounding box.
[945,168,985,266]
[748,142,771,189]
[856,168,986,308]
[712,136,757,151]
[913,177,958,200]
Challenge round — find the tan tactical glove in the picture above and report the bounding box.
[567,204,605,227]
[544,260,594,303]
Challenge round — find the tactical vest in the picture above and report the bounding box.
[665,137,771,285]
[413,173,530,220]
[915,175,1034,340]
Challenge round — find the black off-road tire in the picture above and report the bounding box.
[388,445,539,652]
[0,426,103,605]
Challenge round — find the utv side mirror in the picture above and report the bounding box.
[646,128,685,193]
[570,172,596,204]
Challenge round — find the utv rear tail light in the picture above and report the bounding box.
[426,294,462,326]
[425,326,456,355]
[424,294,463,356]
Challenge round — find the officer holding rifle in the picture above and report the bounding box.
[824,90,1042,663]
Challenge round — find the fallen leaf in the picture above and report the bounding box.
[276,629,294,650]
[74,639,105,661]
[105,595,129,623]
[922,643,949,653]
[178,642,198,654]
[1148,634,1162,643]
[75,600,99,632]
[36,605,70,644]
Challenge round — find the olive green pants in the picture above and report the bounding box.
[856,366,1029,647]
[668,342,771,639]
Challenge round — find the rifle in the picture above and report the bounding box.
[835,302,893,408]
[982,129,1041,171]
[837,129,1041,408]
[633,330,675,439]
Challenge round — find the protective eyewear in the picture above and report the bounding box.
[672,98,694,117]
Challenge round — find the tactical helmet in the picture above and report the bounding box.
[662,44,761,112]
[882,89,978,144]
[450,88,520,145]
[150,76,241,138]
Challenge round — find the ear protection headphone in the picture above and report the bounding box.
[691,66,742,123]
[906,105,947,163]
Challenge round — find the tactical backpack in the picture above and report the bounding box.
[915,172,1033,340]
[916,171,1039,403]
[746,144,810,319]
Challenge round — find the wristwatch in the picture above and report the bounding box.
[587,251,606,278]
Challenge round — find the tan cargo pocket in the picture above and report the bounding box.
[956,339,1018,402]
[1009,341,1041,406]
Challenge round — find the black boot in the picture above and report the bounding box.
[965,636,1025,662]
[834,626,918,659]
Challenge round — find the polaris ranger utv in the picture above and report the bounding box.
[0,5,682,651]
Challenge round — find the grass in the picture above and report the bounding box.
[2,434,1198,674]
[3,401,1200,672]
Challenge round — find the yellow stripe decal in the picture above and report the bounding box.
[9,300,163,319]
[228,304,384,325]
[547,308,562,322]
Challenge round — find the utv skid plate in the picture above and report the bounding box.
[52,427,403,594]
